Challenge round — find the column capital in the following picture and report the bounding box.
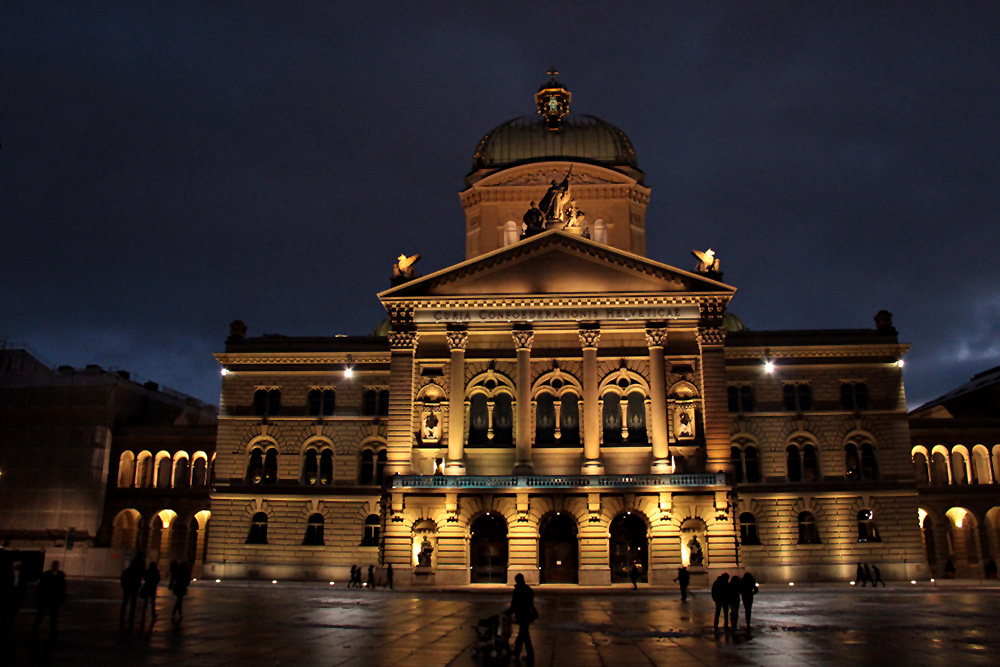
[445,330,469,351]
[645,327,669,349]
[696,327,726,347]
[512,329,535,351]
[388,330,419,350]
[578,327,601,349]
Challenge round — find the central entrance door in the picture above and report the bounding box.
[470,514,508,583]
[540,513,578,583]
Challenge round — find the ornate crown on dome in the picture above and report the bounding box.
[468,71,642,184]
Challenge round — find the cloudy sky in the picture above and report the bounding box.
[2,2,998,408]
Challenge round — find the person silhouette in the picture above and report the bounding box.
[367,564,375,589]
[728,574,742,630]
[711,573,730,629]
[629,563,640,589]
[740,572,759,626]
[508,573,536,662]
[119,558,143,628]
[871,564,885,587]
[386,563,393,590]
[863,563,873,588]
[674,566,691,601]
[170,561,191,622]
[139,561,160,623]
[856,562,867,587]
[31,560,66,640]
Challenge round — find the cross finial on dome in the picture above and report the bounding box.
[547,67,558,81]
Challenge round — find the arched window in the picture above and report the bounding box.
[560,394,580,445]
[468,394,489,445]
[787,445,802,482]
[845,443,860,480]
[535,393,556,444]
[602,393,622,444]
[308,389,336,416]
[359,450,374,484]
[930,451,949,484]
[739,512,760,545]
[361,514,380,546]
[173,456,190,488]
[745,446,760,483]
[625,393,647,444]
[860,443,879,480]
[247,448,264,483]
[493,394,513,444]
[136,453,154,488]
[263,449,278,484]
[732,444,761,484]
[320,450,334,485]
[375,450,387,485]
[246,512,268,544]
[118,452,135,488]
[192,456,208,487]
[803,444,819,481]
[971,447,992,484]
[857,509,880,543]
[156,456,172,489]
[913,451,929,483]
[303,514,325,546]
[951,451,969,485]
[254,388,281,416]
[303,449,318,485]
[797,511,821,544]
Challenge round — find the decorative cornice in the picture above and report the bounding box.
[645,327,669,349]
[725,344,910,360]
[388,331,419,351]
[697,327,726,347]
[512,329,535,350]
[482,168,625,187]
[214,353,389,366]
[445,330,469,351]
[578,328,601,349]
[384,294,723,311]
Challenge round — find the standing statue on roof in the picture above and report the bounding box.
[539,165,573,222]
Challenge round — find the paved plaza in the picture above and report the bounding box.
[2,578,998,666]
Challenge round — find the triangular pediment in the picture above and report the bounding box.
[379,230,735,301]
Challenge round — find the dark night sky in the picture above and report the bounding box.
[3,2,999,409]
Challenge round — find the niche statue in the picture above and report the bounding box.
[417,537,434,567]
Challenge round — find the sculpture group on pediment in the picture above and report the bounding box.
[520,166,593,239]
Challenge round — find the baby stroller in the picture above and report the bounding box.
[472,611,511,660]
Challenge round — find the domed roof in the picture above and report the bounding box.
[470,113,640,177]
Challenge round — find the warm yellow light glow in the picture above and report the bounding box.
[911,580,917,584]
[896,359,905,368]
[344,367,353,378]
[329,581,335,585]
[788,582,795,586]
[918,508,928,526]
[850,581,856,586]
[930,578,935,583]
[272,580,278,584]
[215,579,221,583]
[220,368,229,376]
[764,360,774,373]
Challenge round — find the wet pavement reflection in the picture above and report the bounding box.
[2,580,998,665]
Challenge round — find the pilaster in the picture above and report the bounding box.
[385,330,418,476]
[446,330,468,475]
[513,328,535,475]
[579,327,604,475]
[645,326,671,473]
[697,325,733,475]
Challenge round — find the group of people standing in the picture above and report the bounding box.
[710,572,759,630]
[347,563,393,589]
[856,562,886,587]
[119,559,191,630]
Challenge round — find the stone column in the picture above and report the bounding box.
[193,524,207,579]
[512,328,535,475]
[445,330,468,475]
[385,330,418,476]
[697,326,733,475]
[645,327,671,473]
[579,327,604,475]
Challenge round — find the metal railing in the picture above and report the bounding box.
[390,473,724,489]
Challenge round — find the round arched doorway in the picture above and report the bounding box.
[609,513,648,583]
[470,514,508,583]
[539,513,578,584]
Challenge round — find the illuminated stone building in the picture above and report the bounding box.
[205,76,927,585]
[0,347,216,577]
[909,365,1000,579]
